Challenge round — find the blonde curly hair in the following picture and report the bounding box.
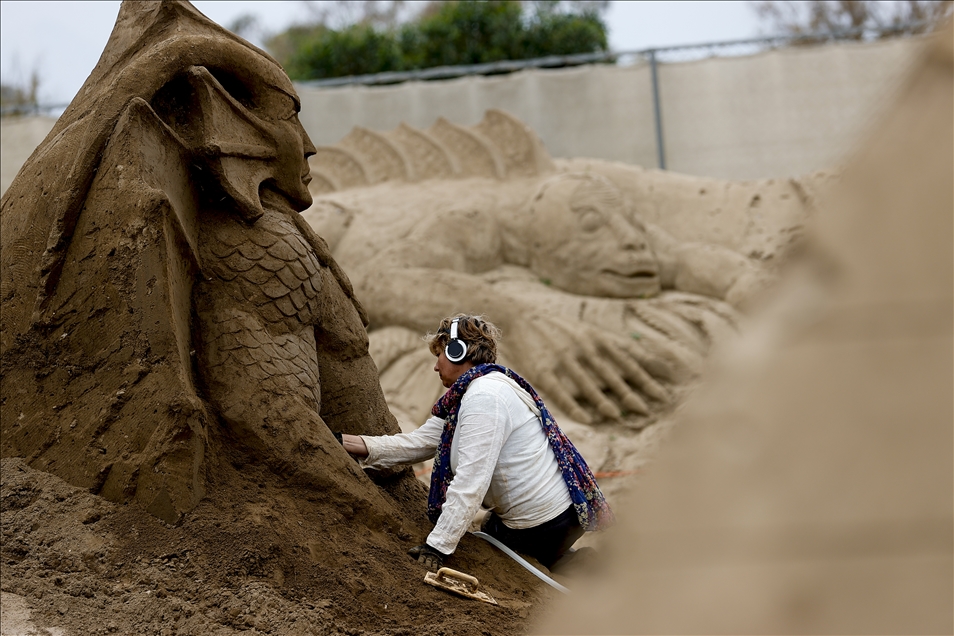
[426,314,501,364]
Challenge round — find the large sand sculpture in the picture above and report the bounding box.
[301,110,818,439]
[2,7,560,633]
[0,0,417,526]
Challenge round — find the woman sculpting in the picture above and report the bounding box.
[341,314,614,570]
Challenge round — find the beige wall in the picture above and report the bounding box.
[297,35,925,180]
[662,35,925,178]
[0,36,926,197]
[298,62,659,169]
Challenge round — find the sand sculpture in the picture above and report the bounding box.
[301,110,816,430]
[0,0,413,525]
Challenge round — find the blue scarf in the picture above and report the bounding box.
[426,363,614,532]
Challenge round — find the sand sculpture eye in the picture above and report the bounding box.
[207,68,257,110]
[205,68,299,122]
[278,95,299,121]
[258,88,299,121]
[578,208,605,232]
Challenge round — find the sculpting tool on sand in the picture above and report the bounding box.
[424,568,498,605]
[472,532,570,594]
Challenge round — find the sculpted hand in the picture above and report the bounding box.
[502,314,670,424]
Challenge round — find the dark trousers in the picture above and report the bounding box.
[481,504,584,569]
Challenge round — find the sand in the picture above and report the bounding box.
[1,455,554,635]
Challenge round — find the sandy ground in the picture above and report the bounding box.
[1,453,576,636]
[0,410,676,636]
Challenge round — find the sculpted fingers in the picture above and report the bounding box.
[535,370,592,425]
[631,330,703,383]
[562,355,622,421]
[601,338,670,404]
[617,331,680,383]
[586,354,650,416]
[522,317,673,423]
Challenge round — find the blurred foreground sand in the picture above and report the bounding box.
[536,23,953,636]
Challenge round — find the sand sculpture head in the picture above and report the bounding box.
[524,173,661,298]
[0,1,402,524]
[1,2,315,326]
[149,60,317,221]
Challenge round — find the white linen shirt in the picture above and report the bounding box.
[359,371,572,555]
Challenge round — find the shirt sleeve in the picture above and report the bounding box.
[426,385,509,555]
[358,416,444,470]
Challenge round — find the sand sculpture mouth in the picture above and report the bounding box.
[600,267,659,280]
[604,269,657,277]
[595,267,661,298]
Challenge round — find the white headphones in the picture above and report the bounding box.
[444,317,468,363]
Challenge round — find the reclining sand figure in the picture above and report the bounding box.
[0,1,410,524]
[302,112,813,430]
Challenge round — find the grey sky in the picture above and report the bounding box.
[0,1,763,106]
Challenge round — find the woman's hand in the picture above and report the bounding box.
[408,544,447,571]
[340,434,369,457]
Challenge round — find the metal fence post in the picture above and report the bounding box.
[648,49,666,171]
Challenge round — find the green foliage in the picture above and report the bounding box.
[412,0,525,67]
[283,24,405,80]
[273,0,609,81]
[267,24,325,73]
[521,10,607,58]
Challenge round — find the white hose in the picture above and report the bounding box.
[471,531,571,594]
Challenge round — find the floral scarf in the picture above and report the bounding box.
[426,363,614,532]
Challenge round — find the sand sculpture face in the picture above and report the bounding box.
[528,175,661,299]
[0,1,403,524]
[229,82,317,211]
[149,62,317,219]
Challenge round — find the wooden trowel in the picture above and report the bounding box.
[424,567,498,605]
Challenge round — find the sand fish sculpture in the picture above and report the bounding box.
[0,0,407,524]
[302,110,814,430]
